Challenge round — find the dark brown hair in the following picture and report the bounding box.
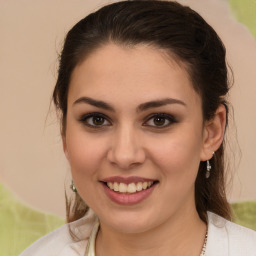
[53,0,232,225]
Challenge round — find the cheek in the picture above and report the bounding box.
[149,129,203,180]
[65,130,108,177]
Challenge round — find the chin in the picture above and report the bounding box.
[99,210,158,234]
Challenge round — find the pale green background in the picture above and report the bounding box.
[229,0,256,38]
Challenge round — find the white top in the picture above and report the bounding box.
[86,221,99,256]
[19,209,256,256]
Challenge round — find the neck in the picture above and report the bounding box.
[96,207,207,256]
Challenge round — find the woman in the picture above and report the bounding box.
[20,1,256,255]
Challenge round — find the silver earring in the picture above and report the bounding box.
[206,152,214,179]
[206,160,211,179]
[70,180,77,192]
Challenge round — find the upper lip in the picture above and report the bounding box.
[101,176,157,184]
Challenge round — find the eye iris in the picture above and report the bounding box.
[93,116,104,125]
[153,117,165,126]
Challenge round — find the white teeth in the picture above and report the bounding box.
[106,181,154,193]
[113,182,119,192]
[107,182,113,190]
[119,183,127,193]
[136,182,143,191]
[142,182,148,190]
[127,183,137,193]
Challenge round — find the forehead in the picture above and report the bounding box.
[68,43,200,107]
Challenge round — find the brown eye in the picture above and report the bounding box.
[80,113,111,128]
[143,113,176,128]
[93,116,105,125]
[153,117,166,126]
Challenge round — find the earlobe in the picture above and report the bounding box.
[200,104,226,161]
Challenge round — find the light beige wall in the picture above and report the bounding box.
[1,0,255,217]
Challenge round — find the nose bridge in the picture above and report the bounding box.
[107,122,145,169]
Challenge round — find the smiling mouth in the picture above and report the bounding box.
[102,181,158,194]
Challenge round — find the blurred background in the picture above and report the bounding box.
[0,0,256,255]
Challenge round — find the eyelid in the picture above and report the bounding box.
[79,112,112,127]
[143,113,176,128]
[78,112,176,129]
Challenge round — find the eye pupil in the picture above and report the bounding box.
[154,117,165,126]
[93,116,104,125]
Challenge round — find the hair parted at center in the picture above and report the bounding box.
[53,0,232,225]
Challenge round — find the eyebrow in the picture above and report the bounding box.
[137,98,186,112]
[73,97,115,112]
[73,96,186,112]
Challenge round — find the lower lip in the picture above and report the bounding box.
[102,183,157,205]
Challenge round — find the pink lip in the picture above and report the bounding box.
[101,178,158,205]
[101,176,156,185]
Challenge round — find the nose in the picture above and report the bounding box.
[107,125,146,170]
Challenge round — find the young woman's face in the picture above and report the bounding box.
[64,44,208,233]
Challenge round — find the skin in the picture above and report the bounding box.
[63,43,226,256]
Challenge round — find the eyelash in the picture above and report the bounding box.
[143,113,176,128]
[79,112,176,128]
[79,112,111,128]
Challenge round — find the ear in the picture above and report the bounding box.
[200,104,226,161]
[62,135,70,161]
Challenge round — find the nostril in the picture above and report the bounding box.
[107,147,146,170]
[106,133,146,169]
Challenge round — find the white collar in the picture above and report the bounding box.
[85,221,99,256]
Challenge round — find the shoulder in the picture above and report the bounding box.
[19,209,97,256]
[206,211,256,256]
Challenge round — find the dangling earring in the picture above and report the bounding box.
[206,160,211,179]
[70,180,77,192]
[206,152,214,179]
